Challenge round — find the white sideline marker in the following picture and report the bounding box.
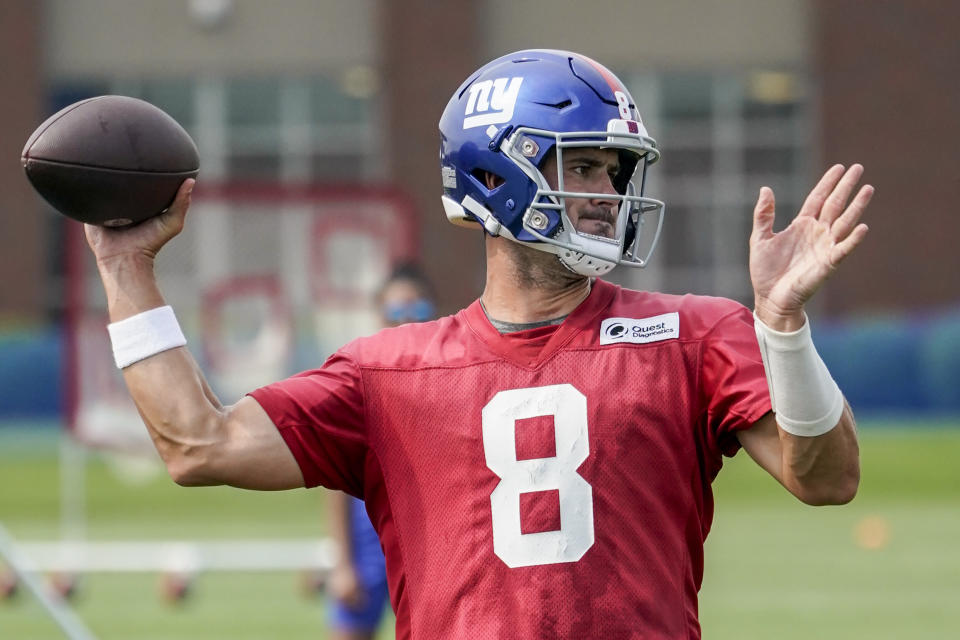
[16,538,337,573]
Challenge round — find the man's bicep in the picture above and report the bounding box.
[736,411,786,486]
[216,396,305,490]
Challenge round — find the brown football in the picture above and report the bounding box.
[22,95,199,227]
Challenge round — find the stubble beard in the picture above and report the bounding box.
[502,239,586,291]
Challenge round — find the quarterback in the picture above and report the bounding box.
[85,50,871,639]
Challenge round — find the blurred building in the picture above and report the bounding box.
[3,0,958,322]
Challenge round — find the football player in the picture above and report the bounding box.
[85,49,872,638]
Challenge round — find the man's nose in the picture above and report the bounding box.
[589,174,619,208]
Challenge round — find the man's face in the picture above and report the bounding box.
[540,147,621,239]
[380,279,434,327]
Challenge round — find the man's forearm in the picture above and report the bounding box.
[97,254,227,481]
[751,310,859,503]
[779,403,860,505]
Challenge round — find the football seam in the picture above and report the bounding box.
[23,158,199,175]
[21,97,103,157]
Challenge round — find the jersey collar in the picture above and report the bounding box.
[463,279,618,369]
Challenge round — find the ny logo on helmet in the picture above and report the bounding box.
[463,77,524,130]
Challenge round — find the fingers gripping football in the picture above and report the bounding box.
[84,179,195,266]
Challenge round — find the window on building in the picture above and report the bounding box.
[106,72,383,185]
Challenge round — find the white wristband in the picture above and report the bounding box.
[107,305,187,369]
[754,312,844,437]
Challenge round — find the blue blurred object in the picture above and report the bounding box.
[919,310,960,412]
[816,317,926,412]
[815,308,960,417]
[383,298,435,325]
[0,327,62,421]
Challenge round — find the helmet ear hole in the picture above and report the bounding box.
[472,169,505,190]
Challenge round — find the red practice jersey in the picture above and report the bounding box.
[249,279,771,639]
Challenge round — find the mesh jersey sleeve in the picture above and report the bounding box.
[700,305,773,458]
[247,351,367,495]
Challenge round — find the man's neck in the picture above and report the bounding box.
[480,236,593,324]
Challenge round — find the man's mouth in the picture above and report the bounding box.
[576,211,616,238]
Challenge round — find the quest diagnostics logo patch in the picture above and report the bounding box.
[600,312,680,345]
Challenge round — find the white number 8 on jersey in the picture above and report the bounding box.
[482,384,594,568]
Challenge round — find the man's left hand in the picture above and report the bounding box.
[750,164,873,331]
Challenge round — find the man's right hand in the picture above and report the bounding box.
[328,562,367,609]
[84,178,195,267]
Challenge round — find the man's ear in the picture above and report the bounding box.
[484,171,504,190]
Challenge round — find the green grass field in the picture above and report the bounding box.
[1,422,958,639]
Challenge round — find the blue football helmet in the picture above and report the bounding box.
[439,49,664,276]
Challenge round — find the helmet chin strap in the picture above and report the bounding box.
[509,233,616,278]
[524,205,623,276]
[557,249,616,276]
